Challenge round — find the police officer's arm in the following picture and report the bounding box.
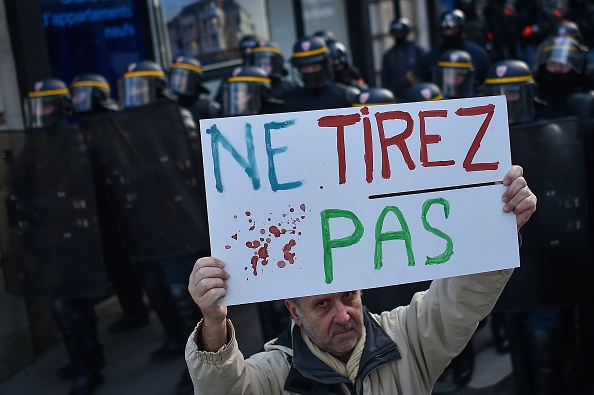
[188,257,229,351]
[501,165,536,231]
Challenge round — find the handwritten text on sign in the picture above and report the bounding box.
[199,96,519,306]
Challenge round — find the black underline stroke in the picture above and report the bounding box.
[368,181,503,200]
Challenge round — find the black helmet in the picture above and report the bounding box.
[246,40,288,80]
[484,60,535,124]
[328,40,350,69]
[23,77,72,129]
[168,56,209,98]
[389,17,410,40]
[290,36,332,89]
[122,60,168,108]
[535,36,584,73]
[70,73,118,114]
[433,49,474,98]
[440,9,466,46]
[551,21,583,45]
[239,34,260,61]
[222,66,271,116]
[352,88,396,106]
[403,82,444,102]
[312,30,336,44]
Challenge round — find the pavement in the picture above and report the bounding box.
[0,299,518,395]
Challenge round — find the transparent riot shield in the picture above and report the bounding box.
[0,126,106,298]
[495,117,593,312]
[79,99,210,260]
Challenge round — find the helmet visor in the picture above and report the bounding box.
[23,96,66,129]
[223,82,262,116]
[123,76,157,108]
[71,85,94,113]
[536,42,584,73]
[169,67,196,97]
[484,83,534,124]
[434,67,474,98]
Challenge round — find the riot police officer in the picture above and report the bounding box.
[71,73,151,335]
[432,49,475,98]
[533,36,586,119]
[280,35,359,112]
[486,59,592,394]
[418,9,491,87]
[327,39,368,91]
[381,17,427,102]
[23,78,105,395]
[221,65,277,116]
[168,56,221,120]
[245,40,296,100]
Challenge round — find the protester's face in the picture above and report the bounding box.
[300,63,323,74]
[286,291,364,361]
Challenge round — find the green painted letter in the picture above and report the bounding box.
[374,206,415,269]
[421,198,454,265]
[320,209,364,284]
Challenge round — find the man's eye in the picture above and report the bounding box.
[344,291,354,299]
[317,300,327,308]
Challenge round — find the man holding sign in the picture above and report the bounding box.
[186,163,534,395]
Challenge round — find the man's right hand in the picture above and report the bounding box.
[189,257,229,326]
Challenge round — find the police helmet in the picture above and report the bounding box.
[122,60,169,108]
[433,49,474,99]
[169,56,209,98]
[403,82,444,102]
[312,30,336,44]
[440,9,466,31]
[246,40,288,80]
[551,21,583,46]
[535,36,584,74]
[290,36,332,89]
[389,17,411,39]
[484,60,535,124]
[352,88,396,106]
[23,77,72,129]
[328,40,350,69]
[222,66,271,116]
[239,34,260,61]
[70,73,118,114]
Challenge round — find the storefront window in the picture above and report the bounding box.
[302,0,350,49]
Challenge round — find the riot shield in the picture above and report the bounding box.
[495,117,593,312]
[0,126,106,298]
[79,99,210,260]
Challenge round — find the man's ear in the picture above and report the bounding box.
[284,299,302,326]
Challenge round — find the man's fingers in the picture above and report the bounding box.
[502,165,523,186]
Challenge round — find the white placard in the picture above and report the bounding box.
[199,95,519,306]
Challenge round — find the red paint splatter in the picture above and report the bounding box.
[225,245,231,249]
[268,217,271,221]
[245,211,251,216]
[298,232,301,236]
[300,204,306,211]
[249,219,253,223]
[249,225,255,231]
[231,234,238,240]
[266,238,271,243]
[301,216,305,220]
[246,240,261,249]
[283,239,296,264]
[289,207,295,212]
[278,261,286,268]
[234,215,238,219]
[320,185,324,189]
[258,244,269,265]
[250,255,258,275]
[260,228,266,234]
[269,226,281,237]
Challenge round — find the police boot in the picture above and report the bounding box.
[52,298,105,395]
[143,278,184,361]
[530,327,558,395]
[169,283,202,395]
[451,340,474,388]
[504,313,533,395]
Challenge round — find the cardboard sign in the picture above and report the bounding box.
[199,95,519,306]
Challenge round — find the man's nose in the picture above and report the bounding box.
[332,303,350,326]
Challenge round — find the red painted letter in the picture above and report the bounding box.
[455,104,499,172]
[419,109,455,168]
[375,110,415,180]
[318,113,361,184]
